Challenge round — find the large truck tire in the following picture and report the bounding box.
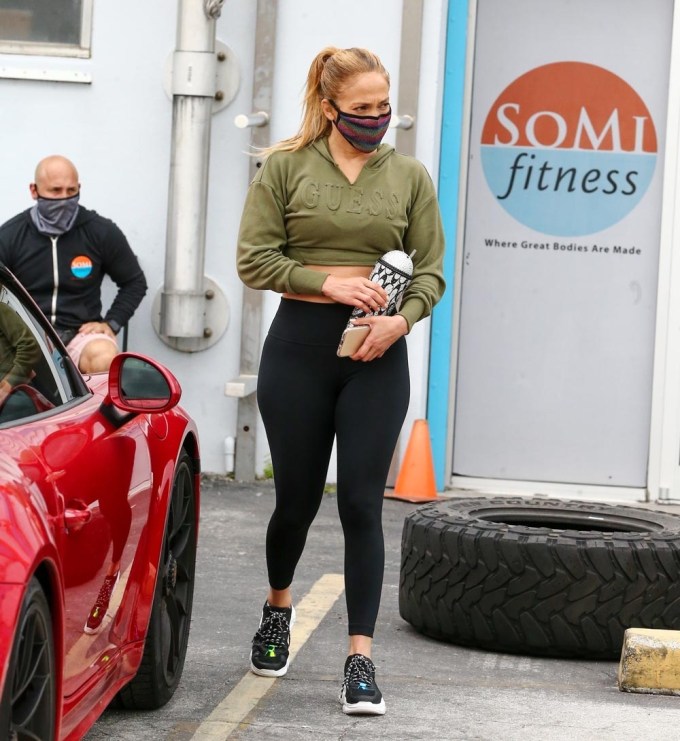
[399,496,680,659]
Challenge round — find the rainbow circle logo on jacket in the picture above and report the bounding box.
[71,255,93,279]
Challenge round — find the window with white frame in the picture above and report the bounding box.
[0,0,92,58]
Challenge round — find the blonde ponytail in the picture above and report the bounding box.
[263,46,390,155]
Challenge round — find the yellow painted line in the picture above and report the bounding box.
[190,573,345,740]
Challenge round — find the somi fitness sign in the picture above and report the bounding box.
[452,0,672,488]
[481,62,658,236]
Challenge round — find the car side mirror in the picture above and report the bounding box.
[105,353,182,413]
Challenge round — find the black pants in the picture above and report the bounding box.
[257,299,410,637]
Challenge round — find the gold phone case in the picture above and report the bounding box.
[337,325,370,357]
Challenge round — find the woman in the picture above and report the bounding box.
[237,46,445,716]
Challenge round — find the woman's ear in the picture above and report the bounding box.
[320,98,336,122]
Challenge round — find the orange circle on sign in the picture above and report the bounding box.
[481,61,657,153]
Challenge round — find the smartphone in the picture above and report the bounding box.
[337,325,370,357]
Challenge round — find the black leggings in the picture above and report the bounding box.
[257,299,410,637]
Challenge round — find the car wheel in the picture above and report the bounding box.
[399,496,680,659]
[118,450,197,708]
[0,577,56,740]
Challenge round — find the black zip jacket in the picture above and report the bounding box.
[0,206,147,333]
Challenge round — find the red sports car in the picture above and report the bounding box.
[0,264,200,740]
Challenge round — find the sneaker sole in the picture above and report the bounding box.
[340,688,386,716]
[83,624,103,635]
[250,660,290,678]
[342,699,386,716]
[250,605,297,678]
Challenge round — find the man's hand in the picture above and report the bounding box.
[348,314,409,362]
[79,321,116,338]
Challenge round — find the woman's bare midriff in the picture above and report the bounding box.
[282,264,373,303]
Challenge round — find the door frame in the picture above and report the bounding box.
[430,0,680,502]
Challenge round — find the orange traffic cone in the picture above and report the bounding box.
[385,419,438,503]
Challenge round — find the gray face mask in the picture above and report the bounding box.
[30,193,80,236]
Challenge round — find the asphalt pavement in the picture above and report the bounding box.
[85,477,680,740]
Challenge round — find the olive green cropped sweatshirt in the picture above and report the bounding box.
[237,138,445,330]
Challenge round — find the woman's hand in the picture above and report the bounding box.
[321,275,388,313]
[349,314,409,362]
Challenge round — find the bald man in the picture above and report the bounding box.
[0,155,147,373]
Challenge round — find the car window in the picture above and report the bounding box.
[0,286,74,424]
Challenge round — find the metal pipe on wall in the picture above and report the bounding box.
[161,0,223,338]
[228,0,277,481]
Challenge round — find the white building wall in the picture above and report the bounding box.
[0,0,448,476]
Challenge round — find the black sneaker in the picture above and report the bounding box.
[340,654,386,715]
[250,602,296,677]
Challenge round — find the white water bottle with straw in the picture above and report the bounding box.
[337,249,415,357]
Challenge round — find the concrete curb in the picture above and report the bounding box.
[618,628,680,696]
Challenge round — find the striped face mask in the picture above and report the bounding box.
[329,101,392,153]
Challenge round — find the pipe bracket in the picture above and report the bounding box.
[164,40,240,113]
[152,276,229,352]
